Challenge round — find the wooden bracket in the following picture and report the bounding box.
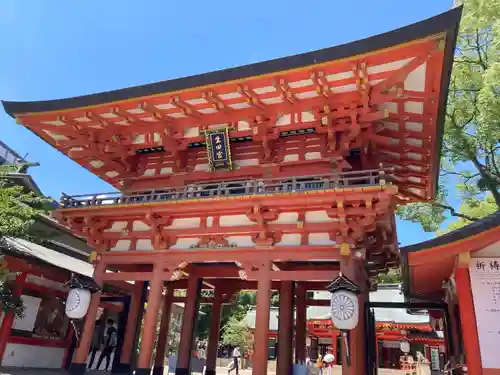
[456,251,471,269]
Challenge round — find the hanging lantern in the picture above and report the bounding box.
[400,339,411,354]
[328,274,361,330]
[65,288,91,319]
[329,289,359,330]
[327,274,361,366]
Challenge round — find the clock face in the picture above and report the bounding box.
[330,291,356,321]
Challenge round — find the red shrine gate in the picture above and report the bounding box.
[1,7,461,375]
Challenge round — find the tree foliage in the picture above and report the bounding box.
[195,289,282,341]
[376,269,402,284]
[398,0,500,231]
[0,164,51,317]
[195,290,256,341]
[220,316,254,352]
[438,192,498,234]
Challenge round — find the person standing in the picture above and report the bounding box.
[95,319,117,371]
[229,346,241,375]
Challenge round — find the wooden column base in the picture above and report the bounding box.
[111,363,131,374]
[152,365,165,375]
[175,368,190,375]
[135,368,152,375]
[204,370,217,375]
[68,363,87,375]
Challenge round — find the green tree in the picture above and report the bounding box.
[193,290,258,343]
[438,192,498,234]
[398,0,500,231]
[220,316,253,353]
[0,164,51,317]
[376,269,402,284]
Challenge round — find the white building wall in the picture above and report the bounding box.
[2,343,65,368]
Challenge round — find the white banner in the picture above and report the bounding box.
[469,257,500,369]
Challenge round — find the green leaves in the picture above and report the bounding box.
[0,166,51,240]
[398,0,500,231]
[0,164,52,317]
[221,315,253,351]
[0,282,24,318]
[397,187,448,232]
[438,193,498,234]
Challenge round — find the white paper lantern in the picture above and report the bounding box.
[65,288,91,319]
[330,290,359,331]
[400,339,411,353]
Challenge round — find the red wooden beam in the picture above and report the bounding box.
[100,245,344,266]
[247,270,337,282]
[3,256,70,283]
[101,271,155,281]
[100,301,124,312]
[23,282,66,298]
[104,280,138,294]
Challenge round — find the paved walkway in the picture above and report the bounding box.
[0,366,411,375]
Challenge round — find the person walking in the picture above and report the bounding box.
[87,321,102,371]
[316,354,324,375]
[323,350,335,375]
[228,346,241,375]
[95,319,118,371]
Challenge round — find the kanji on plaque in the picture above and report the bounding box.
[205,128,232,171]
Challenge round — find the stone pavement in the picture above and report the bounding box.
[0,366,410,374]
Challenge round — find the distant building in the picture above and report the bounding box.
[242,284,444,368]
[0,140,126,370]
[0,140,26,166]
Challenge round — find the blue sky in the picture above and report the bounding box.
[0,0,456,246]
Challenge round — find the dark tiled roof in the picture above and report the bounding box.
[2,237,94,278]
[2,7,462,116]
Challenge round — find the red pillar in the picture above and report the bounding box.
[252,261,272,375]
[136,265,164,375]
[0,272,27,365]
[277,281,294,375]
[205,289,223,375]
[340,258,366,375]
[295,283,307,364]
[118,281,144,373]
[153,284,173,375]
[455,264,482,375]
[176,276,202,375]
[70,260,106,375]
[331,331,338,365]
[349,295,366,375]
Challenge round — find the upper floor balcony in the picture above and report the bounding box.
[59,168,391,209]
